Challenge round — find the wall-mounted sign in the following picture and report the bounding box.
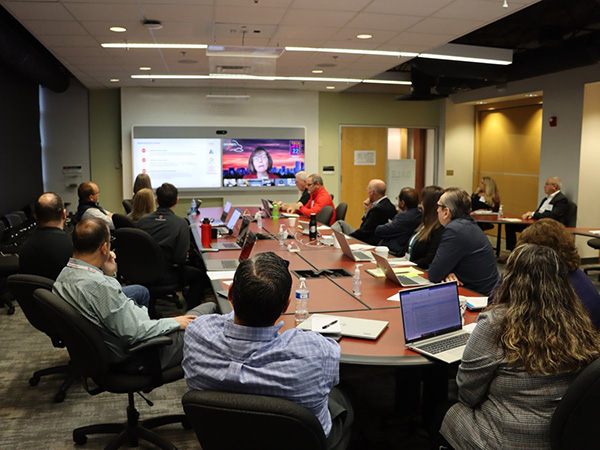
[354,150,376,166]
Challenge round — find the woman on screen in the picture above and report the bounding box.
[243,147,279,179]
[438,244,600,449]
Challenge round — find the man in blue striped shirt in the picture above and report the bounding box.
[183,252,353,449]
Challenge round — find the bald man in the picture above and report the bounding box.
[331,179,397,246]
[76,181,114,229]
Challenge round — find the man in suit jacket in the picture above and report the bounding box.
[504,176,569,253]
[374,187,422,255]
[331,179,397,246]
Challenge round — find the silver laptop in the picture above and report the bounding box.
[400,282,470,363]
[210,201,232,227]
[298,314,388,340]
[205,232,256,271]
[211,212,250,250]
[372,252,431,287]
[261,199,272,218]
[332,229,374,262]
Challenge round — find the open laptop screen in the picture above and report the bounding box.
[400,282,462,343]
[226,208,242,230]
[238,232,256,262]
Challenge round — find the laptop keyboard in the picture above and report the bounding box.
[221,260,238,269]
[222,243,238,249]
[354,251,372,260]
[415,333,469,355]
[397,275,420,286]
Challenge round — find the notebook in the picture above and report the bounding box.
[373,252,431,287]
[210,201,232,226]
[211,212,250,250]
[205,232,256,271]
[297,314,388,340]
[332,229,374,261]
[399,282,470,363]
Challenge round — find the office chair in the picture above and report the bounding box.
[316,205,334,226]
[0,250,18,315]
[583,238,600,281]
[565,201,578,227]
[182,390,333,450]
[112,213,136,229]
[33,288,188,450]
[335,203,348,222]
[122,199,133,214]
[112,228,182,317]
[6,274,78,402]
[549,357,600,450]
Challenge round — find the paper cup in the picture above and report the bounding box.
[375,246,389,259]
[289,217,297,227]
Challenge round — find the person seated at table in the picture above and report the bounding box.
[503,176,569,257]
[243,147,279,179]
[183,252,354,449]
[471,176,500,212]
[76,181,114,229]
[286,174,336,226]
[406,186,444,268]
[128,187,156,223]
[278,171,309,211]
[438,244,600,450]
[428,187,498,295]
[137,183,211,308]
[515,218,600,328]
[371,186,421,254]
[332,179,396,246]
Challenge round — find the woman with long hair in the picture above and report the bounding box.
[407,185,445,268]
[128,187,156,223]
[440,244,600,449]
[133,173,152,194]
[516,218,600,328]
[471,176,500,212]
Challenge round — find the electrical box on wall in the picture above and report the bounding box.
[63,166,82,188]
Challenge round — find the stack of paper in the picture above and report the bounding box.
[366,266,423,278]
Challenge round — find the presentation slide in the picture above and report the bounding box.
[132,138,222,189]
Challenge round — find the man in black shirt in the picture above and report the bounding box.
[19,192,73,280]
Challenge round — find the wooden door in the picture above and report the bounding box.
[340,126,388,228]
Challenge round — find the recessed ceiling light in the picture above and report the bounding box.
[312,69,324,74]
[476,101,487,104]
[109,78,119,82]
[325,86,336,90]
[356,34,372,40]
[139,67,151,71]
[109,26,127,33]
[526,93,539,97]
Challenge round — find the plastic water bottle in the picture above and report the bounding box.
[353,264,362,297]
[278,224,285,245]
[255,211,263,229]
[272,202,279,220]
[498,204,504,218]
[190,198,196,213]
[295,278,309,323]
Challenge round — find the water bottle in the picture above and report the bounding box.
[498,204,504,218]
[190,198,196,213]
[353,264,362,297]
[309,213,317,241]
[295,278,309,323]
[278,224,285,245]
[272,202,279,220]
[255,211,263,229]
[201,217,212,248]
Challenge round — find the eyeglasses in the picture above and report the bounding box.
[306,183,314,187]
[436,202,448,209]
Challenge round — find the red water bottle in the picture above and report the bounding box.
[201,217,212,248]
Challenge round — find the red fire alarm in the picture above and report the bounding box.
[549,116,557,127]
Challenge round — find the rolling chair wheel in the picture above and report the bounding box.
[29,376,40,386]
[73,431,87,445]
[53,391,66,403]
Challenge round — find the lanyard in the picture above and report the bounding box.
[67,261,101,274]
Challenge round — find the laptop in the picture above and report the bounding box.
[261,199,272,218]
[211,211,250,250]
[332,229,374,262]
[399,282,471,363]
[205,232,256,271]
[210,201,232,227]
[214,208,241,236]
[297,314,388,340]
[372,252,431,287]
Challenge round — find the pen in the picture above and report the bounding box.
[322,319,338,329]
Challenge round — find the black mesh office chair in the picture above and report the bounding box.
[565,200,578,227]
[122,199,133,214]
[182,390,330,450]
[7,274,77,401]
[112,213,136,229]
[33,288,188,449]
[113,228,182,317]
[550,357,600,450]
[335,203,348,222]
[316,205,334,226]
[583,238,600,281]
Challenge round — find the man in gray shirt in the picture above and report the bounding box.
[76,181,114,229]
[53,218,216,370]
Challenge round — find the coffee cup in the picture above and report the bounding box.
[289,217,297,227]
[375,246,389,259]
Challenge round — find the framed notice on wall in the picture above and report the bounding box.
[354,150,376,165]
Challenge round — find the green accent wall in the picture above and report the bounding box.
[318,92,442,199]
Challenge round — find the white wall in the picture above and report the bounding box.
[441,98,474,190]
[40,79,90,213]
[120,88,319,206]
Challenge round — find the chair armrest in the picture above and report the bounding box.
[125,336,173,355]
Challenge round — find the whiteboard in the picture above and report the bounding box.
[386,159,416,199]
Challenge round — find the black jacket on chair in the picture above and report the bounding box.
[350,197,397,246]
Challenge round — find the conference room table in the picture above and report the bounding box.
[190,206,481,367]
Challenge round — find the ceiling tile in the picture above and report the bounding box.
[141,4,214,22]
[22,20,89,35]
[272,25,338,40]
[364,0,455,16]
[40,35,100,46]
[386,31,456,47]
[62,3,144,22]
[345,12,423,32]
[406,17,482,35]
[290,0,371,11]
[215,6,287,24]
[215,0,292,7]
[433,0,520,21]
[52,46,111,57]
[3,2,73,21]
[281,9,356,27]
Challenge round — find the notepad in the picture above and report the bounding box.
[366,266,423,278]
[501,218,522,222]
[298,314,388,340]
[462,295,488,311]
[311,316,342,334]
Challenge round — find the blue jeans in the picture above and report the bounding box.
[122,284,150,309]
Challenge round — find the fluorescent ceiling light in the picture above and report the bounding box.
[326,86,336,90]
[356,34,373,39]
[109,78,120,82]
[206,94,250,99]
[419,53,512,65]
[139,66,151,71]
[421,43,513,65]
[102,43,208,49]
[312,69,324,74]
[285,46,418,58]
[109,27,127,33]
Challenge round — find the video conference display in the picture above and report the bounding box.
[131,126,305,191]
